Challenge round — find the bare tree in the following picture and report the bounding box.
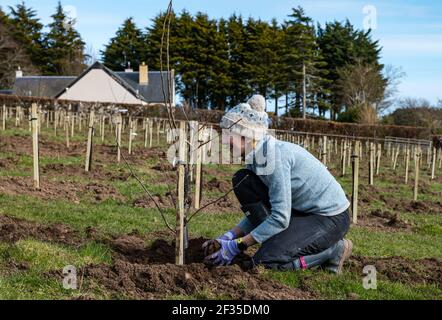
[337,60,386,112]
[379,64,406,114]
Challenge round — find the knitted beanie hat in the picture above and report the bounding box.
[220,94,269,139]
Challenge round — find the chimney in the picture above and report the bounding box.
[139,62,148,85]
[16,66,23,78]
[125,61,133,73]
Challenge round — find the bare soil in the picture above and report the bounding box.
[349,256,442,289]
[0,215,83,246]
[357,209,413,232]
[42,163,130,182]
[81,236,314,300]
[0,176,124,203]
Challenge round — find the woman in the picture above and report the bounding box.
[204,94,352,273]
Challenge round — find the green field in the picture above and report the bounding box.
[0,120,441,300]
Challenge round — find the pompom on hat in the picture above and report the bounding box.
[220,94,270,139]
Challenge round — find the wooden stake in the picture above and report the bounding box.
[117,114,122,163]
[85,110,95,172]
[351,141,360,224]
[65,115,70,148]
[375,143,381,175]
[322,136,327,166]
[405,147,410,184]
[144,118,149,148]
[128,116,133,155]
[101,115,105,143]
[369,142,374,186]
[149,119,153,148]
[2,104,5,130]
[194,124,204,210]
[431,147,437,180]
[176,121,187,265]
[414,150,421,201]
[341,140,347,176]
[31,104,40,189]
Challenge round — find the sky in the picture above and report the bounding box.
[1,0,442,107]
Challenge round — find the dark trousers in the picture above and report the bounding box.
[233,169,350,269]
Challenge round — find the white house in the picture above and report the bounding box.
[12,61,175,106]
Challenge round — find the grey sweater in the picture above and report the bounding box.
[237,135,350,243]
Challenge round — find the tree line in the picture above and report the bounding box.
[0,1,86,89]
[1,2,405,123]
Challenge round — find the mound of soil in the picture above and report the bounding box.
[42,163,130,181]
[393,200,442,215]
[151,163,175,172]
[358,209,412,232]
[205,177,232,193]
[133,194,172,209]
[349,256,442,289]
[0,156,18,170]
[0,177,123,203]
[0,215,83,246]
[199,195,241,214]
[84,236,313,300]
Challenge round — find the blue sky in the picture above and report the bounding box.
[2,0,441,106]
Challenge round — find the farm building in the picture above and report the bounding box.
[11,61,175,106]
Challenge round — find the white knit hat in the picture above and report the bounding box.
[220,95,269,139]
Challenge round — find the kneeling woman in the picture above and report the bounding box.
[204,95,352,273]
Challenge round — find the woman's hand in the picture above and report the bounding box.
[204,239,241,266]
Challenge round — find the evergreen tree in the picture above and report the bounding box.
[102,17,145,71]
[317,20,383,119]
[8,1,45,71]
[45,1,86,75]
[283,7,328,117]
[226,14,250,106]
[268,19,286,116]
[0,7,37,87]
[243,18,278,107]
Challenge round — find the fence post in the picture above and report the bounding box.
[31,103,40,189]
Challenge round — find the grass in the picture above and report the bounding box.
[0,239,111,300]
[0,123,441,299]
[270,270,442,300]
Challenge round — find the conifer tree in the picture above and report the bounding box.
[102,17,145,71]
[45,1,86,75]
[8,1,45,71]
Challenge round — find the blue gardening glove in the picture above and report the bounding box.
[202,230,236,257]
[205,239,241,266]
[219,230,236,241]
